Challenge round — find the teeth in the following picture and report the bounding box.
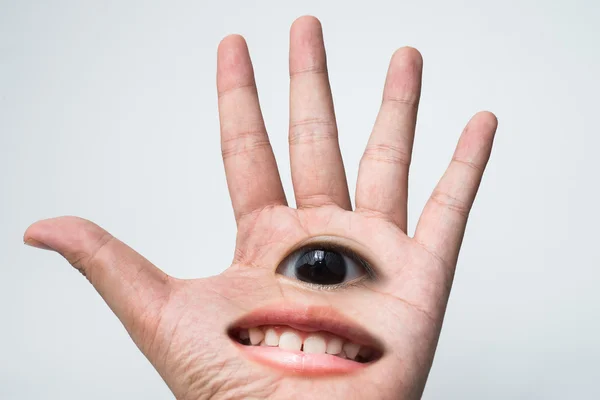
[238,326,373,362]
[264,328,280,346]
[303,334,327,354]
[326,337,343,355]
[278,331,303,351]
[343,342,361,360]
[249,327,264,345]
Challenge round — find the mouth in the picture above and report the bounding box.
[228,305,383,374]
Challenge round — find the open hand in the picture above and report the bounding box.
[24,16,497,400]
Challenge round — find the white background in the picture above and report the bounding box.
[2,0,599,398]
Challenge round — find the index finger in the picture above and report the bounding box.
[217,35,287,224]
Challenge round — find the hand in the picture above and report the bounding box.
[24,16,497,400]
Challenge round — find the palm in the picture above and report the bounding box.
[25,16,497,400]
[148,207,443,399]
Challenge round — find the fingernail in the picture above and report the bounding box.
[24,238,54,251]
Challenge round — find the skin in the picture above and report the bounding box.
[23,16,498,400]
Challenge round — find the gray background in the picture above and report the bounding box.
[2,0,599,398]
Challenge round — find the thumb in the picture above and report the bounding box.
[24,216,172,343]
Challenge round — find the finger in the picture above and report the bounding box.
[355,47,423,231]
[217,35,287,223]
[414,112,498,266]
[288,16,351,210]
[23,216,171,341]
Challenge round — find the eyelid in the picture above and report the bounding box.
[287,275,370,291]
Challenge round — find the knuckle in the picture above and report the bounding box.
[66,233,115,283]
[217,82,255,99]
[294,192,338,209]
[361,142,411,167]
[221,128,271,159]
[355,206,401,227]
[429,189,471,218]
[288,118,337,146]
[452,156,484,173]
[382,94,419,109]
[289,65,327,78]
[236,203,284,226]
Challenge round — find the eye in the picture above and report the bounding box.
[276,245,371,287]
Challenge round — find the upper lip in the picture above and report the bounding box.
[228,304,383,352]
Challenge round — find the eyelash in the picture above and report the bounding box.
[282,242,376,290]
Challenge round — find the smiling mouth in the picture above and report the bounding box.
[228,306,382,374]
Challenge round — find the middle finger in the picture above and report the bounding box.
[289,16,351,210]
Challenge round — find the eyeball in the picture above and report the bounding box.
[276,245,371,287]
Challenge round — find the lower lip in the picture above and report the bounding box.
[238,344,366,374]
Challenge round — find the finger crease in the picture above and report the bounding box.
[236,203,286,226]
[412,237,451,271]
[69,234,115,282]
[289,120,337,145]
[290,117,335,128]
[289,66,328,78]
[295,193,338,209]
[221,138,272,159]
[361,143,412,167]
[382,96,419,109]
[355,206,401,227]
[429,189,471,218]
[452,157,484,173]
[217,83,257,99]
[221,127,267,143]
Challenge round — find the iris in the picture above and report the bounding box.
[295,250,346,285]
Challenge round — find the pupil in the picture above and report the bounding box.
[295,250,346,285]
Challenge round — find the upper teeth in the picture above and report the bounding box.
[264,328,280,346]
[342,342,360,359]
[238,326,372,362]
[326,337,343,355]
[303,334,327,354]
[249,327,264,345]
[279,330,302,351]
